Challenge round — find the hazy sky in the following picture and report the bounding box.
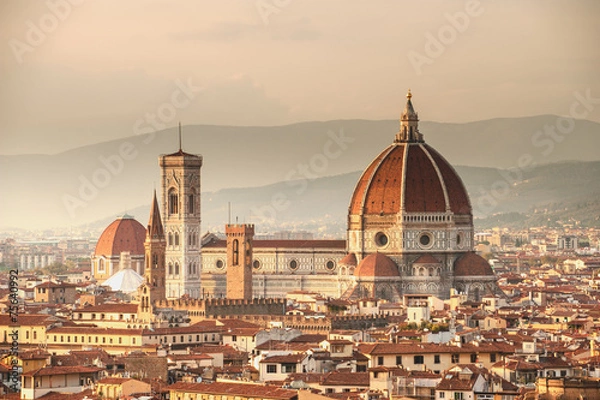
[1,0,599,155]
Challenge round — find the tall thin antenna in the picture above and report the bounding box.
[178,122,182,151]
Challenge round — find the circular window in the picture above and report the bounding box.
[215,259,224,269]
[326,260,335,271]
[289,260,298,270]
[253,260,261,270]
[418,233,433,248]
[375,232,389,247]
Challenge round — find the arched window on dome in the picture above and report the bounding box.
[168,189,179,215]
[98,259,105,273]
[174,233,180,246]
[232,239,239,265]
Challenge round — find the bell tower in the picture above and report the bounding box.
[160,124,203,299]
[226,224,254,300]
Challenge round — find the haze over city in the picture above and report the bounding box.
[1,0,599,155]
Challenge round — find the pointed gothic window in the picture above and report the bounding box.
[168,189,179,215]
[188,193,194,214]
[232,239,239,265]
[174,233,180,246]
[168,263,173,275]
[168,233,173,246]
[175,263,180,276]
[152,253,158,269]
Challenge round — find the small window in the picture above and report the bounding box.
[440,392,445,399]
[289,260,298,271]
[266,364,277,374]
[490,353,497,362]
[378,356,384,366]
[396,356,402,365]
[451,354,460,363]
[414,355,424,364]
[470,354,477,363]
[233,239,239,265]
[253,260,261,270]
[434,354,441,364]
[326,260,335,270]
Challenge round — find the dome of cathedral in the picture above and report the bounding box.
[354,253,399,278]
[349,142,471,216]
[349,91,471,218]
[454,252,495,276]
[94,215,146,257]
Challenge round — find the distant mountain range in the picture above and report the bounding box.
[1,115,598,231]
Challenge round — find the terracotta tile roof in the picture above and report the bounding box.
[339,253,357,266]
[355,252,399,278]
[322,371,369,386]
[289,334,328,343]
[34,281,79,289]
[260,353,307,364]
[454,252,495,277]
[168,381,298,399]
[414,254,441,264]
[0,314,63,327]
[22,365,103,377]
[436,372,478,391]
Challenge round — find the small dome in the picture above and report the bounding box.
[339,253,357,266]
[355,253,399,278]
[413,254,441,264]
[454,253,495,276]
[94,215,146,257]
[102,268,144,293]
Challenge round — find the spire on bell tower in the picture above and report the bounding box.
[147,190,164,240]
[395,89,424,143]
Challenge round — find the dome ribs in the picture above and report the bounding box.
[404,145,445,213]
[425,145,472,214]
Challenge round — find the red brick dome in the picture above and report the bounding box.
[454,252,495,276]
[349,142,471,216]
[94,215,146,257]
[354,253,399,278]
